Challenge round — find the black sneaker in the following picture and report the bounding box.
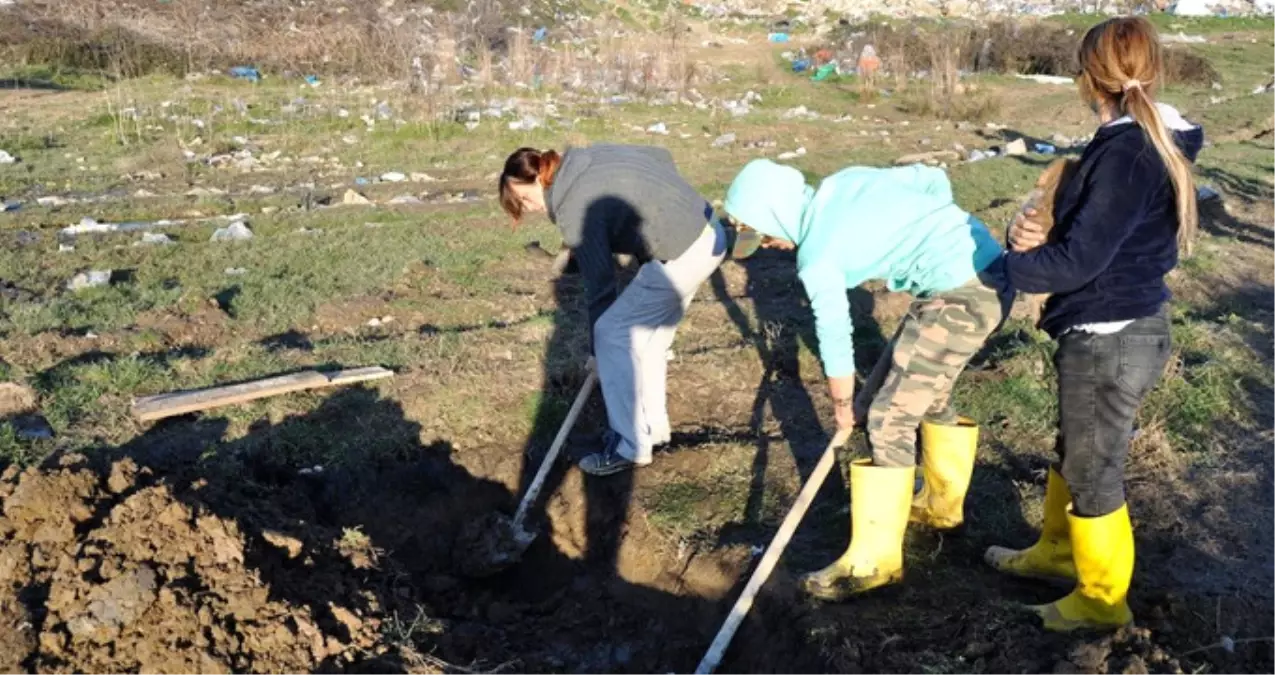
[578,431,640,476]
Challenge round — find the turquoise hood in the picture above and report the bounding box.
[724,159,1003,378]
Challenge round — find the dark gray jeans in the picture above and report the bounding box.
[1054,309,1172,517]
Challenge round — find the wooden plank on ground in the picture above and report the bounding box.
[131,367,394,422]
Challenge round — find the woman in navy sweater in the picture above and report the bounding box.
[983,17,1203,632]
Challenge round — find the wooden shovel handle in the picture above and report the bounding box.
[511,369,598,529]
[695,427,854,674]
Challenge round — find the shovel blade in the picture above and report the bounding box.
[453,511,538,578]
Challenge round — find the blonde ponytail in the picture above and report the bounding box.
[1123,85,1198,256]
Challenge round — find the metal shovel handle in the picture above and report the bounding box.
[695,427,854,674]
[511,368,598,529]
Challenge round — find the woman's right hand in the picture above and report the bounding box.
[1009,209,1048,252]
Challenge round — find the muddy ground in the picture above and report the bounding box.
[1,247,1270,675]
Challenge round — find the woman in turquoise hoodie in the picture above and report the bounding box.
[724,159,1010,600]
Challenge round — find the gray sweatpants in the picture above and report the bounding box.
[594,220,727,464]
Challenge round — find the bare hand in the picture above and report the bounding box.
[834,403,856,433]
[1009,209,1048,252]
[828,375,857,432]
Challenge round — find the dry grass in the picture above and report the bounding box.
[1,0,705,101]
[835,18,1219,85]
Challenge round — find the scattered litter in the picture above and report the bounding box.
[354,177,370,186]
[13,414,53,440]
[812,63,837,81]
[298,465,325,476]
[343,189,373,206]
[712,133,737,148]
[248,184,275,194]
[967,149,994,162]
[367,316,395,327]
[134,189,156,198]
[228,66,261,82]
[533,27,548,42]
[768,32,789,43]
[304,74,321,86]
[388,195,424,205]
[342,135,359,145]
[791,58,811,73]
[67,270,113,292]
[37,196,74,207]
[295,227,323,236]
[1170,0,1216,16]
[381,171,407,182]
[225,267,248,276]
[138,233,174,246]
[0,150,16,164]
[374,101,393,121]
[777,147,807,161]
[1198,185,1220,201]
[1033,143,1056,154]
[59,244,74,253]
[210,221,253,242]
[63,217,117,236]
[3,201,20,212]
[1163,31,1208,44]
[1005,138,1029,156]
[1015,74,1073,85]
[646,122,669,135]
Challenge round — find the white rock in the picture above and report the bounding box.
[210,221,253,242]
[37,196,74,207]
[67,270,112,291]
[1005,138,1029,156]
[139,233,174,246]
[712,133,737,148]
[0,150,15,164]
[646,122,669,135]
[381,171,407,182]
[343,189,373,206]
[388,195,423,205]
[410,172,437,182]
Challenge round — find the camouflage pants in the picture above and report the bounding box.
[861,271,1011,467]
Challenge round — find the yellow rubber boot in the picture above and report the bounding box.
[910,417,979,529]
[1030,504,1135,632]
[800,460,914,601]
[984,467,1076,582]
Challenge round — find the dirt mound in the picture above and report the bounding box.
[0,456,388,673]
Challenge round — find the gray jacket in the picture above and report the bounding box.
[547,144,709,335]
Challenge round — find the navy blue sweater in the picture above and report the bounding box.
[1002,111,1204,337]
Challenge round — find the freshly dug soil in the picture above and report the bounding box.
[0,426,1270,673]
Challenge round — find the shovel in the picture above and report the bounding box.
[454,368,598,577]
[695,427,854,674]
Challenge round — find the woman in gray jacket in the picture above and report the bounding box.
[499,144,752,475]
